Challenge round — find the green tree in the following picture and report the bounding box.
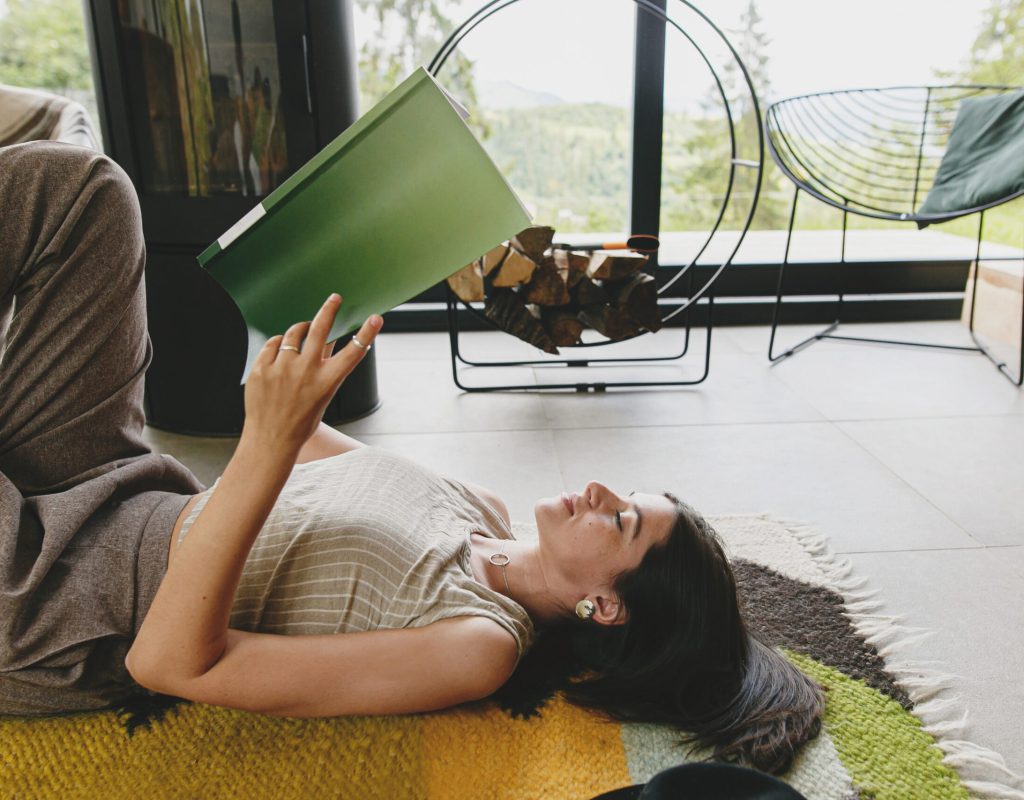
[948,0,1024,84]
[665,0,788,231]
[354,0,479,116]
[0,0,92,90]
[927,0,1024,246]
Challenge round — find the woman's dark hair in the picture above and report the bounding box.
[492,494,824,774]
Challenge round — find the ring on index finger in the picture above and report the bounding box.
[279,344,301,353]
[351,336,371,352]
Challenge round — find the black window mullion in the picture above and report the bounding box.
[629,0,668,264]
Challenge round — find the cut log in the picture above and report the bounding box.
[572,275,608,306]
[578,303,641,341]
[541,307,584,347]
[553,249,590,288]
[484,289,559,354]
[446,260,484,303]
[492,248,538,288]
[587,250,649,281]
[481,243,510,277]
[611,272,662,332]
[512,225,555,261]
[524,257,571,306]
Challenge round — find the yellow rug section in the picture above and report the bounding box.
[0,694,631,800]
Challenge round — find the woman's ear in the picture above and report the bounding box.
[590,593,628,626]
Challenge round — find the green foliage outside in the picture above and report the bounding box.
[930,0,1024,247]
[353,0,480,121]
[0,0,101,141]
[0,0,92,90]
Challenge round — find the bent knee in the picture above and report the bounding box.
[24,141,139,222]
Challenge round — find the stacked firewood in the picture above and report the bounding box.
[446,225,661,354]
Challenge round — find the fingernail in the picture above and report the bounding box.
[370,315,383,328]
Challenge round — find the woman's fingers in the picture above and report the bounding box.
[252,335,284,372]
[328,315,383,383]
[281,320,312,352]
[303,293,342,359]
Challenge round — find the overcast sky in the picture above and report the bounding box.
[395,0,993,108]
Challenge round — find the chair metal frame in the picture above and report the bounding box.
[765,85,1024,385]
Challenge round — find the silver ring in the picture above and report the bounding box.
[279,344,301,353]
[351,336,371,352]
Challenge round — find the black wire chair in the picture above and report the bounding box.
[429,0,764,392]
[765,85,1024,385]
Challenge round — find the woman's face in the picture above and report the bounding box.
[534,481,677,618]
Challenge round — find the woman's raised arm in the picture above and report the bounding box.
[126,295,382,687]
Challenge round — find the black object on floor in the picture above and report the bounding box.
[589,763,809,800]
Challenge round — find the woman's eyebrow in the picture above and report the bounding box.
[627,491,642,542]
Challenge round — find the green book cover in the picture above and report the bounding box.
[198,67,531,372]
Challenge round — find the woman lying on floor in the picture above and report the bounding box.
[0,141,821,774]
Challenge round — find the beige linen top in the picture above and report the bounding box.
[176,447,535,662]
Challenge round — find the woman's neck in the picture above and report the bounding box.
[468,532,566,627]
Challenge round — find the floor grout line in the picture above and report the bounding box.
[835,545,1015,556]
[827,419,985,548]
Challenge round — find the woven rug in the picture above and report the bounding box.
[3,515,1023,800]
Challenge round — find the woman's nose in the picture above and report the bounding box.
[584,481,617,507]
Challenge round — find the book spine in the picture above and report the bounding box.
[197,203,267,266]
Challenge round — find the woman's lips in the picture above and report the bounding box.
[562,492,574,515]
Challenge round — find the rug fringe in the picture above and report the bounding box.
[766,515,1024,799]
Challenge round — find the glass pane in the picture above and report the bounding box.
[116,0,289,196]
[355,0,636,236]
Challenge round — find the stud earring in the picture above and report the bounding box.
[575,599,596,620]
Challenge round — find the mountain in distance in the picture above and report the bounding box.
[475,79,567,109]
[474,78,713,115]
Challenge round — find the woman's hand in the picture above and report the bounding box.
[242,294,382,457]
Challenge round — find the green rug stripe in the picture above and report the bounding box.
[785,650,967,800]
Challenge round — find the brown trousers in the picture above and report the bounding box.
[0,141,204,714]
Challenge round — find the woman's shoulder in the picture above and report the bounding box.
[455,481,512,530]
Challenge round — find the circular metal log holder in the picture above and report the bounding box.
[765,85,1024,385]
[428,0,764,391]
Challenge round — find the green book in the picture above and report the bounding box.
[198,67,531,368]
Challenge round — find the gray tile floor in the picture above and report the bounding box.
[143,320,1024,780]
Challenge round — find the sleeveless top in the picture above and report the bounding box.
[176,447,535,662]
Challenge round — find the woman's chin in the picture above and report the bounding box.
[534,496,564,534]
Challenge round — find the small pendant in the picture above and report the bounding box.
[489,552,510,567]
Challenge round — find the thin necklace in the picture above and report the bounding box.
[488,538,512,594]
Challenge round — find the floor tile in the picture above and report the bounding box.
[536,352,824,428]
[343,357,549,434]
[551,422,979,553]
[848,548,1024,779]
[999,546,1024,580]
[840,417,1024,545]
[142,426,237,487]
[766,334,1024,420]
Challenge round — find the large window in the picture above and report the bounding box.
[3,0,1018,251]
[352,0,1022,248]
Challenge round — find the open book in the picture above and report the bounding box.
[198,68,531,375]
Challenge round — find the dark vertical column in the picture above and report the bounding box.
[307,0,360,142]
[629,0,667,263]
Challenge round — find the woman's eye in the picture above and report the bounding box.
[615,510,622,531]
